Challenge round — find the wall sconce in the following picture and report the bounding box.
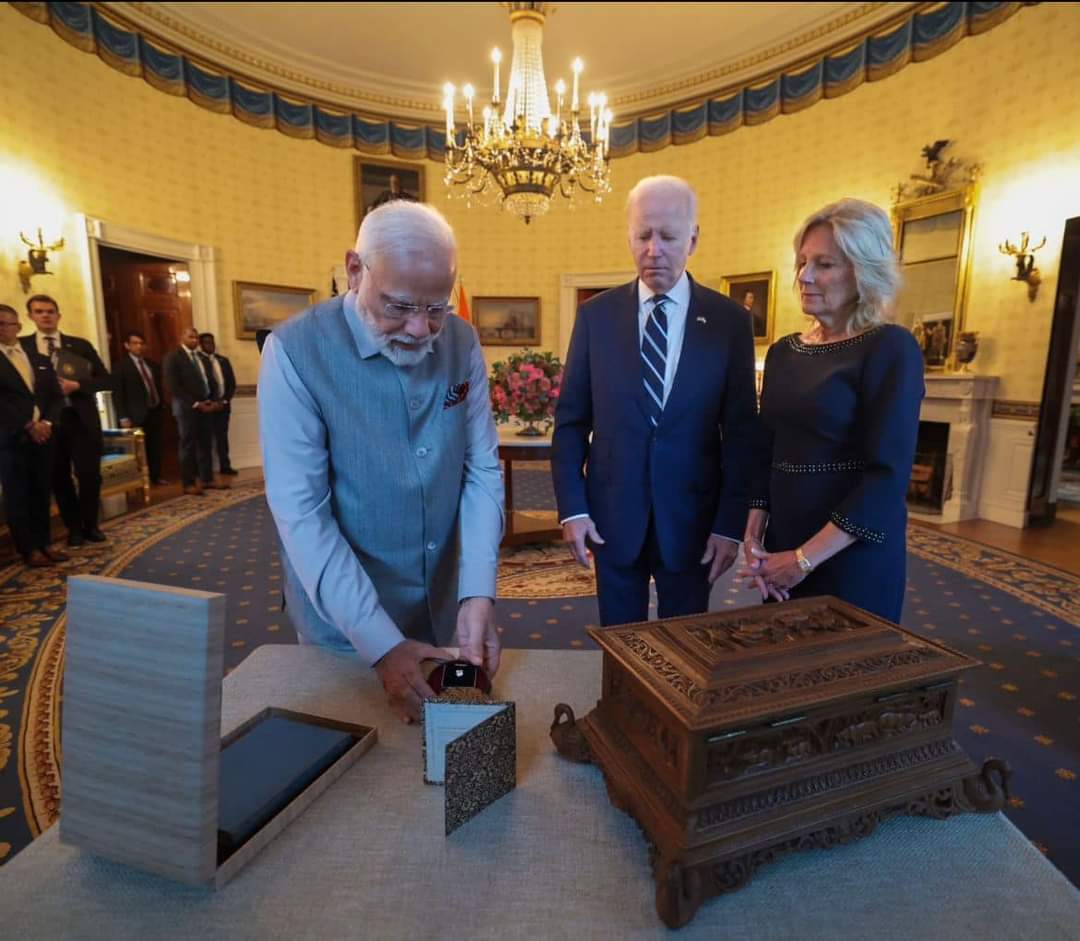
[17,227,65,293]
[998,231,1046,302]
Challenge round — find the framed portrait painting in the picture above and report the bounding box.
[720,270,776,346]
[473,296,541,346]
[354,158,425,227]
[232,281,317,340]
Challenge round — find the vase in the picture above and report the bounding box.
[516,421,544,437]
[954,331,979,373]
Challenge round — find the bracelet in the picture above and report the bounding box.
[794,547,814,573]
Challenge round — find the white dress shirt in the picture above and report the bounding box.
[203,352,226,400]
[258,293,504,664]
[34,331,61,358]
[637,270,691,406]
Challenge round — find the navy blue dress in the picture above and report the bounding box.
[751,324,925,621]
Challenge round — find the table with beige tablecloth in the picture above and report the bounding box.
[2,646,1078,940]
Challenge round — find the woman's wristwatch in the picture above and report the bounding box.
[794,547,814,573]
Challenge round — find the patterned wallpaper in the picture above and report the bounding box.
[1,2,1079,400]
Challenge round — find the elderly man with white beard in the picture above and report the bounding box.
[258,201,504,722]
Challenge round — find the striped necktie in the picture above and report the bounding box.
[641,294,669,426]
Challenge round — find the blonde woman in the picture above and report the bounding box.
[740,198,924,621]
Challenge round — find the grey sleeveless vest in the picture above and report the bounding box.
[273,296,475,650]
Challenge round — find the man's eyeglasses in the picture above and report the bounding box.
[381,300,455,323]
[362,262,455,323]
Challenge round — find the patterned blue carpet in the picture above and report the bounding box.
[0,470,1077,888]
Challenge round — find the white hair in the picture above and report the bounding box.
[355,200,457,271]
[626,175,698,226]
[793,198,901,330]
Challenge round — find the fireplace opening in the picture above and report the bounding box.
[909,421,950,512]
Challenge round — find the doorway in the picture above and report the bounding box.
[97,245,194,478]
[1027,216,1080,525]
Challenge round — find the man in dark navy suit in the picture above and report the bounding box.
[114,330,166,484]
[198,332,238,476]
[22,294,112,547]
[0,303,67,567]
[163,326,225,495]
[551,176,758,626]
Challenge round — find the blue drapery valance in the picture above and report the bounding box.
[11,1,1032,161]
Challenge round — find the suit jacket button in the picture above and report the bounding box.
[426,541,437,551]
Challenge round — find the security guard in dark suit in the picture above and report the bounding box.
[0,303,68,566]
[113,330,166,484]
[21,294,112,547]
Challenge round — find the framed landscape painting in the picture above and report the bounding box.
[474,296,541,346]
[232,281,317,340]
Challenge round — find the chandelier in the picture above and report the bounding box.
[442,2,613,224]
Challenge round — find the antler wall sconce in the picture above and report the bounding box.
[18,227,65,293]
[998,231,1046,302]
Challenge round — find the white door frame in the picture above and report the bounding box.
[558,271,635,358]
[75,213,219,368]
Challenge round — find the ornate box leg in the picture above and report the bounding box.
[655,859,702,930]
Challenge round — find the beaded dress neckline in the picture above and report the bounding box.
[786,325,883,355]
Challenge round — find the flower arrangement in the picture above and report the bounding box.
[488,348,564,435]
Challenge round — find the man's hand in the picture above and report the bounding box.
[119,418,133,429]
[27,421,51,445]
[700,534,739,584]
[563,516,604,567]
[58,378,80,395]
[373,639,451,723]
[455,596,500,677]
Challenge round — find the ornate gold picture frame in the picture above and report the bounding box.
[891,185,976,370]
[232,281,317,340]
[720,270,776,346]
[354,158,426,230]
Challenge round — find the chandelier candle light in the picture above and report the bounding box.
[443,2,613,223]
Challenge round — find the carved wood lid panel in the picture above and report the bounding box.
[588,597,976,731]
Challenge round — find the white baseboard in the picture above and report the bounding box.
[974,501,1028,528]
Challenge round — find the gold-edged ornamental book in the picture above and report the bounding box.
[551,596,1011,928]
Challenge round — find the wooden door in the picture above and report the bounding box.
[576,287,607,307]
[99,246,193,477]
[1028,217,1080,524]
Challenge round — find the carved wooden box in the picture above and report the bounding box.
[551,597,1010,928]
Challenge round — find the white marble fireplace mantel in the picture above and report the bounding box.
[912,374,998,524]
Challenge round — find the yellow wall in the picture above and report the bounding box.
[2,2,1080,400]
